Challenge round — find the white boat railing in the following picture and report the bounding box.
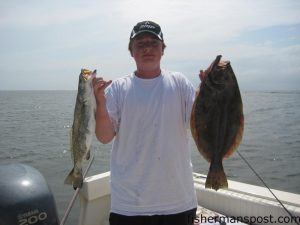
[193,173,300,225]
[78,172,300,225]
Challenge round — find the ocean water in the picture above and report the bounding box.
[0,90,299,225]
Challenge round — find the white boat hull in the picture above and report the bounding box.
[78,172,300,225]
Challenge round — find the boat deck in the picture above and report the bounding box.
[195,205,248,224]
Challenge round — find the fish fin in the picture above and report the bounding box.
[190,89,216,162]
[69,128,74,160]
[72,177,83,189]
[190,100,212,162]
[86,150,90,160]
[64,168,83,189]
[224,113,244,158]
[64,168,75,185]
[205,162,228,191]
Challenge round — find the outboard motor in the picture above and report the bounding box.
[0,163,59,225]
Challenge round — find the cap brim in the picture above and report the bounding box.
[131,30,163,40]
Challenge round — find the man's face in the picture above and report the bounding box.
[131,33,164,71]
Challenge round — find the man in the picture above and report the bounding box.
[93,21,201,225]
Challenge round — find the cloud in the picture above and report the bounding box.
[0,0,299,90]
[0,1,113,27]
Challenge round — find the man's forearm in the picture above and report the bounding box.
[95,105,115,144]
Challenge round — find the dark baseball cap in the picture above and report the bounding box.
[130,21,163,41]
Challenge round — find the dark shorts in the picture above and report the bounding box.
[109,208,197,225]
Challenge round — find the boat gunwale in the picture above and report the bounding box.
[192,173,300,208]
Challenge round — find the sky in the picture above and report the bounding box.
[0,0,300,91]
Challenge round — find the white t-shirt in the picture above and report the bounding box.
[105,70,198,216]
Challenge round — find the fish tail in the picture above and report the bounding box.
[64,168,83,189]
[205,162,228,191]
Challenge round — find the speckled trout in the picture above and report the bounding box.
[190,55,244,190]
[64,69,96,189]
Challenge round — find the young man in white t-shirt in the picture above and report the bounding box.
[93,21,201,225]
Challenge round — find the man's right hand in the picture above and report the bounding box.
[93,77,115,144]
[93,77,112,106]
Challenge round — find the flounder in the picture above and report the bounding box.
[190,55,244,190]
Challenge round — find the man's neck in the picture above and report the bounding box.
[135,67,161,79]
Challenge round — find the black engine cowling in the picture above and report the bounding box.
[0,163,59,225]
